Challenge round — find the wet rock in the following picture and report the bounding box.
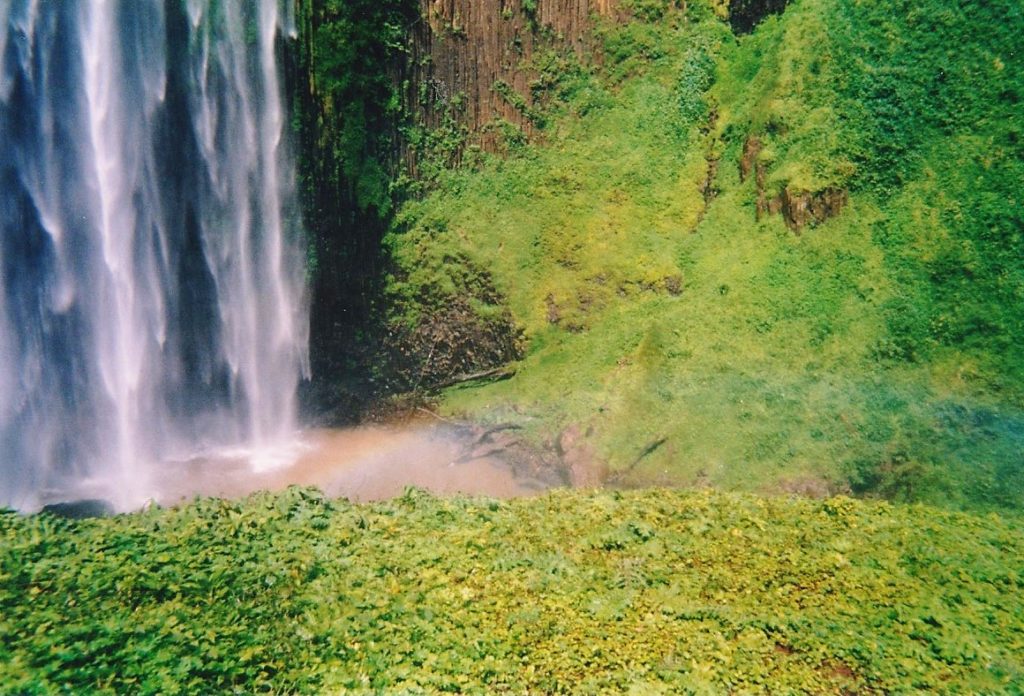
[728,0,791,35]
[458,424,523,463]
[406,0,623,157]
[40,499,114,519]
[383,290,523,392]
[777,187,849,232]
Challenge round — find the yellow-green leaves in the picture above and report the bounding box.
[1,487,1022,693]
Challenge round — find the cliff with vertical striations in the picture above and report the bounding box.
[403,0,622,153]
[291,0,799,408]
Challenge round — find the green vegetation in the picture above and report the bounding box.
[3,488,1022,693]
[295,0,416,217]
[385,0,1024,511]
[8,3,1024,694]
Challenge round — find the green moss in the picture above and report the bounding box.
[384,0,1024,511]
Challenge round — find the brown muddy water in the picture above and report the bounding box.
[149,423,553,507]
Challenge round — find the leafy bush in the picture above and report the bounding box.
[2,488,1022,692]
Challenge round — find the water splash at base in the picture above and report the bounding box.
[0,0,307,511]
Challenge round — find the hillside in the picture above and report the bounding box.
[383,0,1024,512]
[2,488,1022,693]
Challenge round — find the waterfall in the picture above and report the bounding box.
[0,0,309,511]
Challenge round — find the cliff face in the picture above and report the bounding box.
[290,0,421,408]
[403,0,622,154]
[292,0,792,391]
[404,0,785,148]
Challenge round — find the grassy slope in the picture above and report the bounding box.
[386,0,1024,511]
[2,488,1022,693]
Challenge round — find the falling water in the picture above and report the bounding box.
[0,0,308,511]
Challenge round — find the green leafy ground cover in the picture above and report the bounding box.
[385,0,1024,511]
[2,487,1022,693]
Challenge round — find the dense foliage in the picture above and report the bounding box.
[2,487,1021,693]
[385,0,1024,511]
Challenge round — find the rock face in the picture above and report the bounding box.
[40,500,115,519]
[383,294,523,391]
[739,135,763,183]
[777,187,849,231]
[404,0,621,155]
[727,0,790,34]
[365,1,790,162]
[741,135,848,232]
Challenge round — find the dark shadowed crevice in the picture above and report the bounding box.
[728,0,790,34]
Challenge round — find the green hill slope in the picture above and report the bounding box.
[2,488,1022,693]
[384,0,1024,511]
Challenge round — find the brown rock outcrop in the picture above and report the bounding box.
[739,135,761,182]
[404,0,622,157]
[742,134,847,232]
[777,187,848,232]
